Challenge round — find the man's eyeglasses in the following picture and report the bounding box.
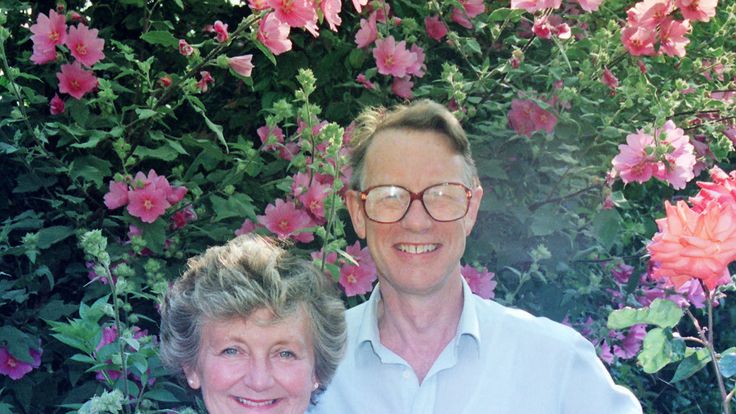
[359,183,473,224]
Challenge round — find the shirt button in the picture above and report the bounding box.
[402,370,411,379]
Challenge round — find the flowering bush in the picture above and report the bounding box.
[1,0,735,412]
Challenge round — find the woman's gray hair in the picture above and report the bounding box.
[159,234,346,393]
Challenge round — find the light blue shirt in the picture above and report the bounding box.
[311,280,642,414]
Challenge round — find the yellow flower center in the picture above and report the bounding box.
[144,199,153,210]
[71,80,80,90]
[76,43,87,56]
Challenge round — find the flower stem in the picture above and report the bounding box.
[104,264,131,414]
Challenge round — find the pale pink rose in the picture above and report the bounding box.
[461,264,497,299]
[648,200,736,290]
[576,0,605,12]
[228,54,254,77]
[391,76,413,99]
[611,131,658,184]
[424,15,448,41]
[104,180,129,209]
[621,25,657,56]
[178,39,194,56]
[268,0,318,30]
[56,62,98,100]
[658,18,691,57]
[257,13,292,56]
[65,23,105,67]
[49,94,65,115]
[675,0,717,22]
[257,199,315,243]
[196,71,214,92]
[235,218,258,236]
[321,0,342,31]
[213,20,229,43]
[373,36,417,78]
[30,9,67,51]
[354,13,377,48]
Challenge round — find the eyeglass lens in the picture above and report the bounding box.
[363,183,470,223]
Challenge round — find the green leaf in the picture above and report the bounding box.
[133,144,181,161]
[487,8,524,22]
[135,108,159,120]
[69,155,112,188]
[671,348,711,382]
[719,348,736,378]
[140,219,167,254]
[36,226,75,249]
[210,194,256,222]
[608,298,683,329]
[591,208,621,251]
[638,328,675,373]
[530,205,563,236]
[144,388,180,402]
[140,30,178,47]
[187,97,228,151]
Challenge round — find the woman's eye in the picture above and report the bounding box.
[222,347,238,356]
[278,350,296,359]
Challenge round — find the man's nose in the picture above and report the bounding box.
[400,199,433,231]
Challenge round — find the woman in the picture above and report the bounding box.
[159,234,346,413]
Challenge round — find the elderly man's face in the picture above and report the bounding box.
[184,307,317,414]
[346,128,482,297]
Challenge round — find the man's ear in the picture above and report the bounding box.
[464,184,483,236]
[345,190,367,239]
[183,365,201,390]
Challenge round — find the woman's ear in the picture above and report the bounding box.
[183,365,201,389]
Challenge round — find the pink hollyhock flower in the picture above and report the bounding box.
[725,127,736,145]
[298,180,331,223]
[511,0,562,13]
[321,0,342,31]
[277,142,300,161]
[228,54,254,77]
[213,20,229,43]
[65,24,105,67]
[406,44,426,78]
[658,18,691,57]
[602,67,619,92]
[533,16,553,39]
[424,16,447,41]
[178,39,194,56]
[196,71,214,92]
[352,0,369,12]
[344,240,375,269]
[171,205,197,230]
[248,0,269,10]
[127,183,171,224]
[391,76,413,99]
[0,346,41,380]
[355,12,377,48]
[611,131,658,184]
[257,199,315,243]
[507,98,557,137]
[690,166,736,212]
[621,25,657,56]
[611,263,635,284]
[451,0,486,29]
[235,218,258,236]
[56,62,98,100]
[598,340,614,365]
[104,180,129,209]
[30,9,66,52]
[268,0,318,30]
[49,94,65,115]
[613,324,647,359]
[356,73,375,89]
[461,264,497,299]
[258,13,293,56]
[627,0,672,29]
[652,120,696,189]
[94,326,122,381]
[648,200,736,290]
[257,125,285,152]
[31,46,57,65]
[676,0,717,22]
[576,0,605,12]
[158,75,172,87]
[373,36,417,78]
[689,136,710,177]
[339,263,376,296]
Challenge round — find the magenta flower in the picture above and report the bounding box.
[298,180,331,223]
[257,199,315,243]
[450,0,485,29]
[257,125,286,152]
[611,130,658,185]
[373,36,417,78]
[461,264,497,299]
[391,76,413,100]
[56,62,98,100]
[356,73,375,89]
[31,46,57,65]
[601,67,619,91]
[196,71,214,92]
[213,20,229,43]
[268,0,318,30]
[127,184,171,224]
[257,13,292,56]
[29,9,66,52]
[355,13,377,48]
[65,23,105,67]
[507,98,557,137]
[424,15,448,41]
[179,39,194,56]
[235,218,258,236]
[171,205,197,230]
[339,263,376,296]
[49,94,65,115]
[104,180,130,210]
[406,44,425,78]
[0,346,41,380]
[228,54,254,77]
[612,325,647,359]
[321,0,342,31]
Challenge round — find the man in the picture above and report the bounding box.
[313,100,642,413]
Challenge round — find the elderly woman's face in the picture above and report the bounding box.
[184,307,317,414]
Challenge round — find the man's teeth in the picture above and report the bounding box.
[398,244,437,254]
[235,397,276,407]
